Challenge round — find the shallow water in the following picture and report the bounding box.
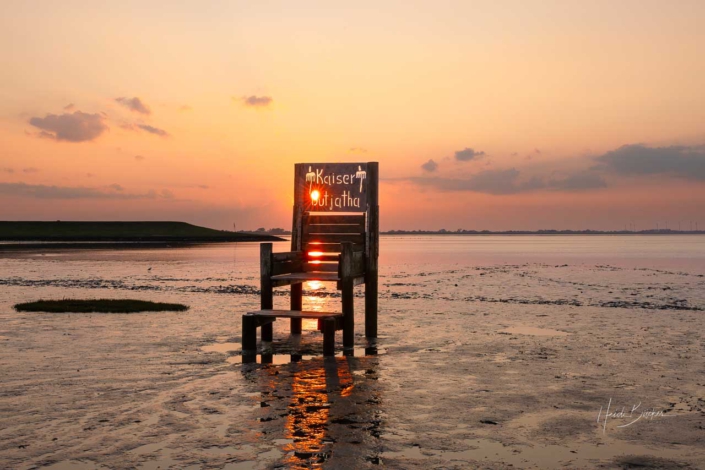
[1,235,704,469]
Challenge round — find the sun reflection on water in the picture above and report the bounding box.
[282,358,355,468]
[301,281,334,330]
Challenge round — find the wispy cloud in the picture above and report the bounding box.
[137,124,169,137]
[239,95,273,108]
[455,148,486,162]
[349,147,368,154]
[421,159,438,173]
[2,168,14,174]
[548,173,607,191]
[595,144,705,181]
[178,105,192,112]
[29,111,109,142]
[115,96,151,115]
[0,182,176,200]
[63,103,75,111]
[408,168,606,195]
[134,155,145,161]
[23,167,40,173]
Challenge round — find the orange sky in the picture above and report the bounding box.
[1,1,704,230]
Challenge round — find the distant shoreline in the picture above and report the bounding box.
[382,230,705,235]
[0,241,272,251]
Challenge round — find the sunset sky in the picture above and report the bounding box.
[1,1,704,231]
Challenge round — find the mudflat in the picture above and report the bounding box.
[0,239,703,469]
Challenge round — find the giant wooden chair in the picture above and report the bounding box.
[242,162,379,356]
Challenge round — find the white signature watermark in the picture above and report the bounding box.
[597,398,668,434]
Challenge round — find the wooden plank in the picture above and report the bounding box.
[351,251,366,276]
[305,252,340,262]
[304,234,365,245]
[247,309,343,319]
[272,259,302,275]
[336,275,365,289]
[297,163,368,212]
[271,272,340,283]
[304,224,364,235]
[272,251,303,262]
[303,261,339,272]
[271,278,296,288]
[305,214,365,225]
[255,316,275,328]
[304,242,364,253]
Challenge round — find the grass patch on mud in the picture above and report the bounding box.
[14,299,189,313]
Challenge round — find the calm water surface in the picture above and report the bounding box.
[6,234,702,268]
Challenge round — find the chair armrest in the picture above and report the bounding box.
[271,250,304,276]
[339,243,366,279]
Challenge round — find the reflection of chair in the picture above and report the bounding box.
[242,163,379,356]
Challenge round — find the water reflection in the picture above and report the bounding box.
[242,348,382,468]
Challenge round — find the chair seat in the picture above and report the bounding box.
[271,272,340,282]
[246,309,343,319]
[270,272,365,287]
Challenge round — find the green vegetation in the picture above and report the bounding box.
[0,221,283,242]
[14,299,189,313]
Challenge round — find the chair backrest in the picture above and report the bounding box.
[290,162,379,275]
[301,213,365,272]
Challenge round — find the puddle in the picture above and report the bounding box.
[499,326,569,337]
[228,348,386,365]
[201,342,242,353]
[223,462,258,470]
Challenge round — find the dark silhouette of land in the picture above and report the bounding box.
[0,221,284,243]
[14,299,188,313]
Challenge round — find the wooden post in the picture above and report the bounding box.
[290,164,305,334]
[260,243,273,342]
[323,317,336,356]
[365,162,379,338]
[242,314,257,352]
[291,164,305,253]
[261,322,273,342]
[341,242,355,350]
[290,283,302,334]
[260,243,273,309]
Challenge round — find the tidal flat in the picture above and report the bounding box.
[1,236,704,469]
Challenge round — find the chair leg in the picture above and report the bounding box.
[342,281,354,349]
[242,314,257,352]
[323,317,336,356]
[290,283,302,334]
[260,243,273,310]
[261,321,273,342]
[365,274,378,338]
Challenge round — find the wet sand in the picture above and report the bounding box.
[1,247,704,469]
